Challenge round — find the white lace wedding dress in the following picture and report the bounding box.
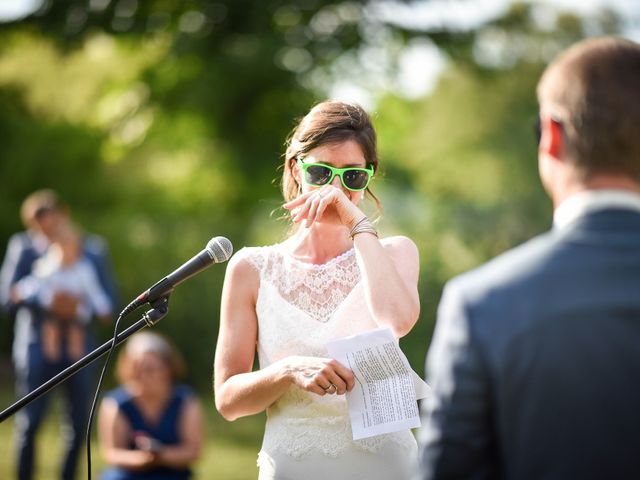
[237,243,418,480]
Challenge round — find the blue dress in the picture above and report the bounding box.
[100,384,194,480]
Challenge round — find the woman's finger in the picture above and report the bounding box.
[313,195,333,224]
[283,190,313,210]
[292,197,313,223]
[329,360,355,392]
[309,190,334,225]
[311,187,339,223]
[318,359,351,395]
[305,194,323,226]
[309,383,328,396]
[316,373,337,395]
[325,372,347,395]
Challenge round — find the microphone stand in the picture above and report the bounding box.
[0,296,170,423]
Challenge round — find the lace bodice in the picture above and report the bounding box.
[236,244,416,459]
[247,243,361,322]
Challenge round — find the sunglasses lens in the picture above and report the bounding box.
[305,164,332,186]
[343,169,370,190]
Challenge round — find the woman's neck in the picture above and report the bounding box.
[286,222,352,265]
[128,383,172,406]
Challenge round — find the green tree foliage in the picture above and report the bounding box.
[0,1,624,388]
[370,3,620,366]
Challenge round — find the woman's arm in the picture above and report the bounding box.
[98,398,157,470]
[353,233,420,337]
[79,260,113,322]
[214,254,354,421]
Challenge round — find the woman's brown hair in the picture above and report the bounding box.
[116,332,186,384]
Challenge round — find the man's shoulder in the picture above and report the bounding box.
[82,233,108,255]
[83,232,106,247]
[7,231,32,248]
[3,231,38,260]
[449,230,559,299]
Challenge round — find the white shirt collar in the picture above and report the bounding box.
[553,189,640,230]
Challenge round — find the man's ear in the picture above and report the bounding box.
[540,116,564,160]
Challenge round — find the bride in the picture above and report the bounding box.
[213,100,421,480]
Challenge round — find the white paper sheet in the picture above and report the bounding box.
[326,327,431,440]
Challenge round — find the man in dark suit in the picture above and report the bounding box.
[416,36,640,479]
[0,189,119,480]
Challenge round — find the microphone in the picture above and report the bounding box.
[121,236,233,317]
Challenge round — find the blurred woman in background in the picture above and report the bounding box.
[98,331,203,480]
[214,100,421,479]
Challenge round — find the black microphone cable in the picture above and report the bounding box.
[85,309,126,480]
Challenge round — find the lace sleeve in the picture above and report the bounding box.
[232,246,266,276]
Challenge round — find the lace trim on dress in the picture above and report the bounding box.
[277,244,356,270]
[261,388,417,458]
[262,419,418,459]
[242,245,361,323]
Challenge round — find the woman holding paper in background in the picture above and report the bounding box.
[214,100,421,479]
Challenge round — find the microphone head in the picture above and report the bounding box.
[206,236,233,263]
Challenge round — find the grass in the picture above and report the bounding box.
[0,383,265,480]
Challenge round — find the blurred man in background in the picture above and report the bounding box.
[417,36,640,479]
[0,189,119,480]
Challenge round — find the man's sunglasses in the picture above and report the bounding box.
[533,117,541,145]
[297,158,374,191]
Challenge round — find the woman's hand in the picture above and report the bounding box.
[98,398,161,471]
[283,185,364,230]
[134,433,163,454]
[126,450,158,471]
[280,355,355,396]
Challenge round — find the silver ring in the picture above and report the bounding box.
[323,383,337,394]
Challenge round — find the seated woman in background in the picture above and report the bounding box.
[98,331,204,480]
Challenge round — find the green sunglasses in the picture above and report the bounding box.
[296,158,374,191]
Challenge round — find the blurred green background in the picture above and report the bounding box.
[0,0,634,478]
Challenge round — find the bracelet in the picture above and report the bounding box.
[349,216,378,239]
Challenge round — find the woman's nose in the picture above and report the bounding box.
[330,174,344,190]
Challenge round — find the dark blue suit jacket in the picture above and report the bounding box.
[417,208,640,479]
